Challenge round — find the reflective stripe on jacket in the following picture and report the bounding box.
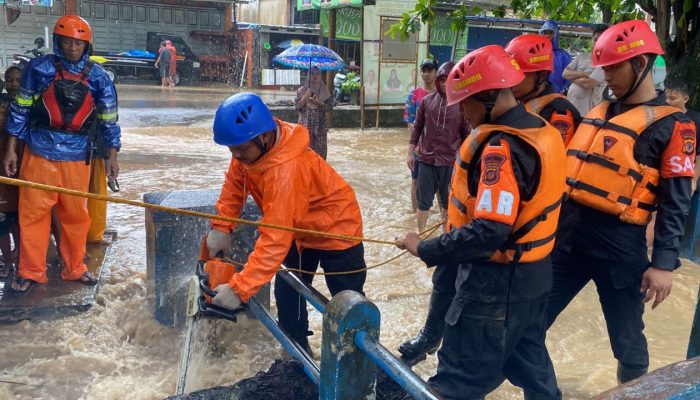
[7,36,120,161]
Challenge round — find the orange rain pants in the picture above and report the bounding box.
[87,158,107,242]
[18,149,91,283]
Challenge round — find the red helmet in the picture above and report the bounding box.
[592,20,663,67]
[505,34,554,73]
[446,45,525,106]
[54,15,92,44]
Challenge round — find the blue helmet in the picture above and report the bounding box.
[213,92,277,146]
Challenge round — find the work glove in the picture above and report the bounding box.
[206,229,231,258]
[212,283,243,310]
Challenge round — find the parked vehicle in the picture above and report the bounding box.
[12,37,46,69]
[94,32,201,85]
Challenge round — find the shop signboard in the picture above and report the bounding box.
[0,0,54,5]
[320,7,362,41]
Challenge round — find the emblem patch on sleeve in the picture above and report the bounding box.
[482,154,506,185]
[473,140,520,226]
[661,121,696,178]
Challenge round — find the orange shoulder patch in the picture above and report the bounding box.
[550,109,575,146]
[473,139,520,226]
[660,120,696,178]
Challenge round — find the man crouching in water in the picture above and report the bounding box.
[205,92,366,354]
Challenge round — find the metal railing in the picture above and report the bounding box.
[244,265,441,400]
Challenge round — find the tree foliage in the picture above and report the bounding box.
[509,0,642,23]
[387,0,699,107]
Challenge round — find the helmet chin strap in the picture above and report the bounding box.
[252,132,272,161]
[483,89,501,124]
[520,73,547,101]
[617,55,655,102]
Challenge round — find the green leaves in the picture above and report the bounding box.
[340,72,361,93]
[677,0,695,29]
[384,0,684,44]
[385,0,437,40]
[384,13,419,41]
[386,1,486,42]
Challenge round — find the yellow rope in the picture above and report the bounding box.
[0,176,448,276]
[0,176,410,246]
[224,220,445,276]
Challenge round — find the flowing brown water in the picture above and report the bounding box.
[0,86,698,400]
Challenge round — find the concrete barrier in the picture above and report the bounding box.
[269,105,406,129]
[145,190,265,326]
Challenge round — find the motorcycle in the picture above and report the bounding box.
[12,37,45,69]
[12,37,114,82]
[333,70,361,105]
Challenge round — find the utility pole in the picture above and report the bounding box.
[326,9,337,128]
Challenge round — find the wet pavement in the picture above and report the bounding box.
[0,231,116,323]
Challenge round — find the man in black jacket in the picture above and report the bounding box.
[398,45,565,400]
[546,20,697,384]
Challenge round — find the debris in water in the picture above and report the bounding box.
[166,358,413,400]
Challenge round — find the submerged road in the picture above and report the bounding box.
[0,85,697,399]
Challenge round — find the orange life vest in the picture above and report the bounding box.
[525,93,576,146]
[447,122,566,264]
[565,101,679,225]
[168,46,177,76]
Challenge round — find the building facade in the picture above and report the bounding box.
[0,0,233,71]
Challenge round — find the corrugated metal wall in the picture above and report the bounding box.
[0,1,64,69]
[0,1,225,70]
[466,26,519,52]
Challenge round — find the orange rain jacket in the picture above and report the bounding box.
[212,119,363,301]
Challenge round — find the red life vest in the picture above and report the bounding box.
[33,58,96,135]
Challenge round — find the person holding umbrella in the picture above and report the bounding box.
[275,43,344,159]
[294,66,332,159]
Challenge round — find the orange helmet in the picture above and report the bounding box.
[505,34,554,73]
[446,45,525,106]
[592,20,662,67]
[53,15,92,44]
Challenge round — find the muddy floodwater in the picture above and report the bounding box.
[0,85,698,400]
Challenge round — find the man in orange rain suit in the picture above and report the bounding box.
[205,92,366,353]
[165,40,177,86]
[87,142,109,244]
[505,34,582,146]
[3,15,121,292]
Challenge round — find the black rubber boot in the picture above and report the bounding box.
[617,362,647,384]
[285,330,313,358]
[398,290,452,360]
